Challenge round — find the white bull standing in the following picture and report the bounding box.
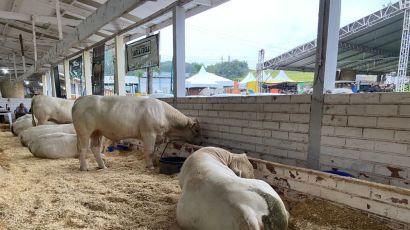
[177,147,289,230]
[31,95,74,126]
[72,95,201,171]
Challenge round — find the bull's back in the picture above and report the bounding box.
[72,96,165,139]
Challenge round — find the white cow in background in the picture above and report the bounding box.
[28,133,78,159]
[31,95,74,126]
[177,147,289,230]
[72,96,201,171]
[11,114,56,136]
[19,124,76,147]
[12,114,33,135]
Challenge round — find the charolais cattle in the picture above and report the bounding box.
[177,147,289,230]
[28,133,78,159]
[19,124,76,147]
[11,114,55,136]
[31,95,74,126]
[72,95,201,171]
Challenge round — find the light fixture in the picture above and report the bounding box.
[38,82,43,86]
[24,80,29,85]
[2,68,8,74]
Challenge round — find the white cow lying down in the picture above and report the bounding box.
[12,114,55,136]
[72,95,201,171]
[28,133,78,159]
[19,124,76,147]
[31,95,74,126]
[177,147,289,230]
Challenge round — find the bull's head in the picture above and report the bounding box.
[167,118,202,145]
[229,153,254,179]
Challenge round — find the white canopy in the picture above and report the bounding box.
[266,70,295,83]
[185,66,233,88]
[240,72,256,84]
[239,72,256,88]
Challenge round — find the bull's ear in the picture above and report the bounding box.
[190,119,200,129]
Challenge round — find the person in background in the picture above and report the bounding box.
[14,103,28,119]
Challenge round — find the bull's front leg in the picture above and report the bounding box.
[142,132,157,170]
[77,137,89,171]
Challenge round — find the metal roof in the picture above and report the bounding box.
[264,0,408,75]
[0,0,229,81]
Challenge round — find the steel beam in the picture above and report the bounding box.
[0,11,81,26]
[15,0,148,82]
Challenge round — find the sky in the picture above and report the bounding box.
[158,0,394,69]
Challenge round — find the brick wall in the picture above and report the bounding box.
[162,93,410,189]
[163,95,311,168]
[321,93,410,189]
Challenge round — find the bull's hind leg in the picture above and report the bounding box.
[141,132,156,170]
[90,132,106,169]
[77,136,90,171]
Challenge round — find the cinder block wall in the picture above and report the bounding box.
[163,93,410,189]
[321,93,410,189]
[162,95,312,168]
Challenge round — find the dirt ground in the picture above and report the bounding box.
[0,131,391,230]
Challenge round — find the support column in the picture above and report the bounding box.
[55,0,63,40]
[397,7,410,92]
[114,34,126,95]
[64,59,71,99]
[12,53,17,79]
[307,0,341,170]
[83,50,92,95]
[172,5,186,98]
[322,1,341,92]
[46,69,53,96]
[50,68,57,97]
[41,73,47,95]
[31,16,37,66]
[19,34,26,72]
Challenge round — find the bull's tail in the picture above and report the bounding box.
[252,189,289,230]
[31,97,36,126]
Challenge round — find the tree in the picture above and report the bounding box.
[206,60,248,79]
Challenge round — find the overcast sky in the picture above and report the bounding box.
[158,0,394,69]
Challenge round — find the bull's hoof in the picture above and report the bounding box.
[97,166,107,170]
[80,167,88,171]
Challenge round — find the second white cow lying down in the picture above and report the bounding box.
[12,114,56,136]
[177,147,289,230]
[19,124,76,147]
[28,133,78,159]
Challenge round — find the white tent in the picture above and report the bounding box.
[239,72,256,88]
[266,70,295,83]
[186,66,233,88]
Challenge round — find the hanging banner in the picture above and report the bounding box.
[92,44,105,95]
[53,66,62,98]
[126,34,159,71]
[69,56,84,96]
[69,56,83,80]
